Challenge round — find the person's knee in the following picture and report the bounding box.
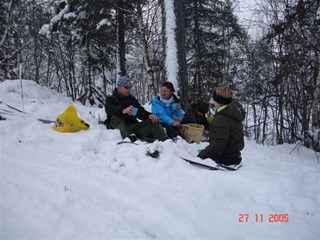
[110,115,124,126]
[144,118,153,124]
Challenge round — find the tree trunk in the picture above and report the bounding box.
[117,0,126,76]
[193,0,202,100]
[174,0,189,106]
[312,51,320,129]
[277,84,284,145]
[159,0,167,84]
[137,0,155,97]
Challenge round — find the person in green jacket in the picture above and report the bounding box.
[197,86,245,165]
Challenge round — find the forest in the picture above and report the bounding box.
[0,0,319,153]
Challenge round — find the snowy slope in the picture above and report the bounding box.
[0,80,319,239]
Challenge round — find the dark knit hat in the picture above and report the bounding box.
[117,76,131,88]
[196,101,209,114]
[212,91,232,105]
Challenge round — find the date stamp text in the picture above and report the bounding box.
[238,214,289,223]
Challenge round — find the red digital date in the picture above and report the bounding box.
[268,214,289,222]
[238,214,249,222]
[238,214,289,223]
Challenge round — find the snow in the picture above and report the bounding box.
[164,0,179,92]
[39,24,50,37]
[96,19,111,30]
[40,3,70,39]
[0,80,319,239]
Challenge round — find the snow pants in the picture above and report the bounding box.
[110,115,167,141]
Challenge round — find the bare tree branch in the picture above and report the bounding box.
[0,40,34,66]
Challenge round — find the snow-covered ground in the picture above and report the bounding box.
[0,80,319,239]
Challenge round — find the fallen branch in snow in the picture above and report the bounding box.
[289,141,302,155]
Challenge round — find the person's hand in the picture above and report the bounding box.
[149,114,159,122]
[172,121,181,127]
[123,105,134,115]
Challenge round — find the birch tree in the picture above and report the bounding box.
[136,0,156,97]
[164,0,178,91]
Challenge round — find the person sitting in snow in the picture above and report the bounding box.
[105,76,167,142]
[197,86,245,166]
[151,81,194,139]
[184,101,210,136]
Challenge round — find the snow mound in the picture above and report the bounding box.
[0,80,319,239]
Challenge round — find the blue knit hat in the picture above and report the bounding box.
[117,76,132,88]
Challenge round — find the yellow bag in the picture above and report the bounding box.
[180,124,204,143]
[53,105,89,132]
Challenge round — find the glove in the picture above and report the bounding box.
[197,149,209,159]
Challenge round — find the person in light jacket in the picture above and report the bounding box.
[151,81,194,138]
[197,86,245,165]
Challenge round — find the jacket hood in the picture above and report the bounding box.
[154,93,180,103]
[219,100,245,123]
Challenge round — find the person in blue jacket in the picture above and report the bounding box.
[151,81,194,138]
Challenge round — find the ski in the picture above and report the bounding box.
[0,110,15,116]
[179,156,241,171]
[117,141,139,145]
[179,157,223,171]
[1,103,55,124]
[38,119,55,124]
[0,101,26,114]
[117,137,157,145]
[137,137,157,143]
